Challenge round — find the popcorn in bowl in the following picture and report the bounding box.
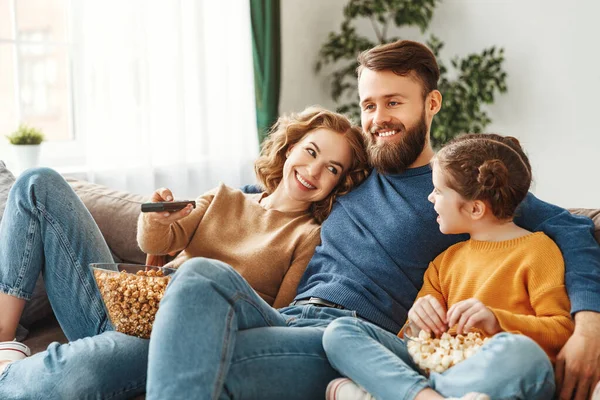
[90,263,175,339]
[403,324,489,375]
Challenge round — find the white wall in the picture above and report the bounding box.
[281,0,599,208]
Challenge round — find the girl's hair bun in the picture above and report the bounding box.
[477,159,509,191]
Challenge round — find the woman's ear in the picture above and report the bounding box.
[285,144,296,158]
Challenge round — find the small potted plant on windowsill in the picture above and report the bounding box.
[5,124,45,172]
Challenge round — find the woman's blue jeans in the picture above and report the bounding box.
[322,317,556,400]
[0,168,148,399]
[145,257,354,400]
[0,168,349,399]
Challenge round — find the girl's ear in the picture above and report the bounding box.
[470,200,487,220]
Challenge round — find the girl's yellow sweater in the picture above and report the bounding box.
[415,232,574,362]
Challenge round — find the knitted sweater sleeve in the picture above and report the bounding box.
[398,257,448,338]
[415,256,448,313]
[515,192,600,314]
[272,227,322,309]
[488,242,575,360]
[137,187,216,255]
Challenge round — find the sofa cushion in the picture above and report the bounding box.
[66,178,147,265]
[0,161,16,218]
[568,208,600,245]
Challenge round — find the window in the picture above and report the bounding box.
[0,0,73,145]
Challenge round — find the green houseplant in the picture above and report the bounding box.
[5,124,45,172]
[6,124,45,145]
[316,0,507,148]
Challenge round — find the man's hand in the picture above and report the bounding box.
[446,298,501,335]
[408,295,447,336]
[555,311,600,400]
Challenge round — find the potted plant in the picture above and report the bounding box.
[5,124,45,172]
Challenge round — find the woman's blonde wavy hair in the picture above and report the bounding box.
[255,106,370,223]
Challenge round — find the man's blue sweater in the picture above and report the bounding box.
[295,165,600,333]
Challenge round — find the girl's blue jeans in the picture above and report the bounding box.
[322,316,556,400]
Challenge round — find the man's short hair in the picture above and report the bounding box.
[357,40,440,98]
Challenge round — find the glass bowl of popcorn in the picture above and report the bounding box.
[402,322,489,375]
[90,263,176,339]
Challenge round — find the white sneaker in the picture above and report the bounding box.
[326,378,374,400]
[447,393,491,400]
[592,381,600,400]
[0,341,31,362]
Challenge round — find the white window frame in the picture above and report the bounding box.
[1,0,84,168]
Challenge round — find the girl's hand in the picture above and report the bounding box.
[146,188,194,226]
[447,298,501,335]
[408,295,448,336]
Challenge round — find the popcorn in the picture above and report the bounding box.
[405,330,489,375]
[93,268,171,339]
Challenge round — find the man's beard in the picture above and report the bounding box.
[365,110,428,175]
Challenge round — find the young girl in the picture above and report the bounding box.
[322,133,574,400]
[0,106,369,398]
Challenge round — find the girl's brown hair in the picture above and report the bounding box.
[254,106,370,223]
[434,133,532,220]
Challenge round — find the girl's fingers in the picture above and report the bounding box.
[462,309,486,333]
[409,312,429,334]
[420,299,446,333]
[447,299,476,328]
[414,307,440,335]
[447,303,465,327]
[456,305,479,334]
[429,297,448,325]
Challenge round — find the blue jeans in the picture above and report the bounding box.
[146,257,356,400]
[322,317,556,400]
[0,168,148,399]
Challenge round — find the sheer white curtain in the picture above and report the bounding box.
[70,0,259,198]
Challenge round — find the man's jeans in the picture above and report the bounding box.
[0,168,148,399]
[323,317,556,400]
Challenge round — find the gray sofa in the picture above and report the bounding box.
[1,160,600,366]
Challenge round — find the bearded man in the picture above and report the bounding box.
[142,40,600,400]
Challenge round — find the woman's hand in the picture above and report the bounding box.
[146,187,194,226]
[408,295,448,336]
[447,298,501,335]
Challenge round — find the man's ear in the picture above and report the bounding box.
[470,200,487,220]
[427,90,442,116]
